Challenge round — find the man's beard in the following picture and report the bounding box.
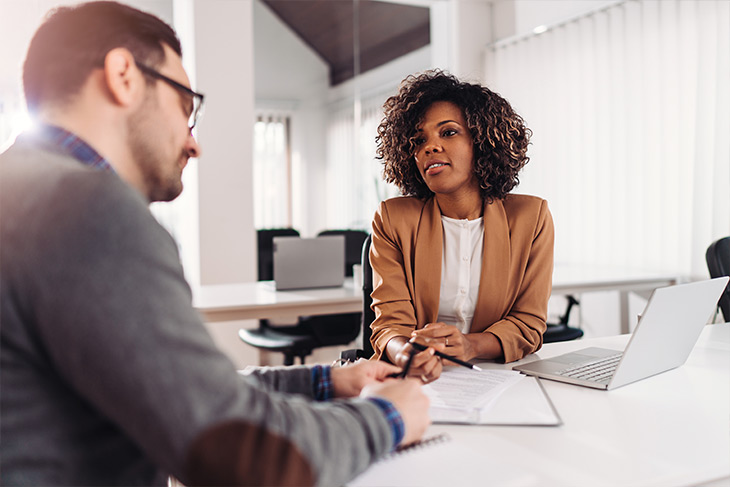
[127,92,184,202]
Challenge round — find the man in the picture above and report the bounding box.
[0,2,429,486]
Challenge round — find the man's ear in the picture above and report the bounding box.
[103,47,143,107]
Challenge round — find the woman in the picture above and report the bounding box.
[370,70,554,383]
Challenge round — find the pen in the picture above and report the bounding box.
[408,340,483,371]
[387,348,416,379]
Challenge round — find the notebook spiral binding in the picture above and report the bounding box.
[381,433,451,461]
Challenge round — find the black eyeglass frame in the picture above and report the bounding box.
[135,61,205,131]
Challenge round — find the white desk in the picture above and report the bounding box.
[193,267,678,329]
[552,265,678,334]
[192,277,361,322]
[413,324,729,487]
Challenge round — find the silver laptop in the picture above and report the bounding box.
[273,235,345,290]
[513,277,729,390]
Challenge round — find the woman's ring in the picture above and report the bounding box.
[420,375,429,383]
[445,338,449,346]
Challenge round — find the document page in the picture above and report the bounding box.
[423,368,561,425]
[423,367,522,411]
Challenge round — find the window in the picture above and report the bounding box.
[325,94,400,231]
[253,113,292,229]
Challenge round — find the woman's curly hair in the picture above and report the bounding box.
[376,70,532,202]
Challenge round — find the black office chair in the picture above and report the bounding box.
[303,229,368,349]
[360,235,375,357]
[341,234,375,362]
[706,236,730,322]
[239,228,315,365]
[256,228,300,281]
[543,295,584,343]
[318,229,369,277]
[239,228,364,365]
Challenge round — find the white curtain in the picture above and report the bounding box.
[253,114,290,229]
[486,0,729,277]
[325,93,400,231]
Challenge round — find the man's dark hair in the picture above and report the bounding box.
[23,1,181,114]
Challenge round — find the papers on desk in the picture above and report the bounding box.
[424,367,562,426]
[348,369,561,487]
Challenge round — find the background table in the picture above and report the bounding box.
[552,265,678,333]
[193,277,360,322]
[194,267,678,332]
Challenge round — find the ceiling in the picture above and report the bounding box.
[262,0,431,86]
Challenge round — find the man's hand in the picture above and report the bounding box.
[361,379,431,446]
[330,359,401,398]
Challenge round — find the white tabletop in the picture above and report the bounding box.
[551,264,678,294]
[192,277,361,322]
[193,266,678,327]
[418,324,730,487]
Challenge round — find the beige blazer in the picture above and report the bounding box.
[369,194,554,363]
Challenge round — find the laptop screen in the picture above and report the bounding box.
[273,235,345,290]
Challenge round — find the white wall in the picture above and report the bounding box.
[193,0,255,285]
[253,0,328,102]
[253,0,330,237]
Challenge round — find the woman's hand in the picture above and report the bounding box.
[396,341,445,384]
[387,337,444,383]
[411,322,477,362]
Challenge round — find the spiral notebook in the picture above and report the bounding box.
[348,435,461,486]
[348,434,523,487]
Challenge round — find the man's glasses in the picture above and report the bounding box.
[135,61,205,131]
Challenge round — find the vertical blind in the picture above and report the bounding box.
[325,93,400,231]
[253,114,291,229]
[486,0,729,276]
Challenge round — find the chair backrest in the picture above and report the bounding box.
[317,229,369,277]
[706,236,730,321]
[361,234,375,356]
[257,228,300,281]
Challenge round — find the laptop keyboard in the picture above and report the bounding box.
[557,353,623,383]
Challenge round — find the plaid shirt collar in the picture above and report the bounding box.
[32,124,114,172]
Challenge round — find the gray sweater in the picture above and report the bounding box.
[0,137,391,486]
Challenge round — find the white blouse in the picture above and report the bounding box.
[437,215,484,334]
